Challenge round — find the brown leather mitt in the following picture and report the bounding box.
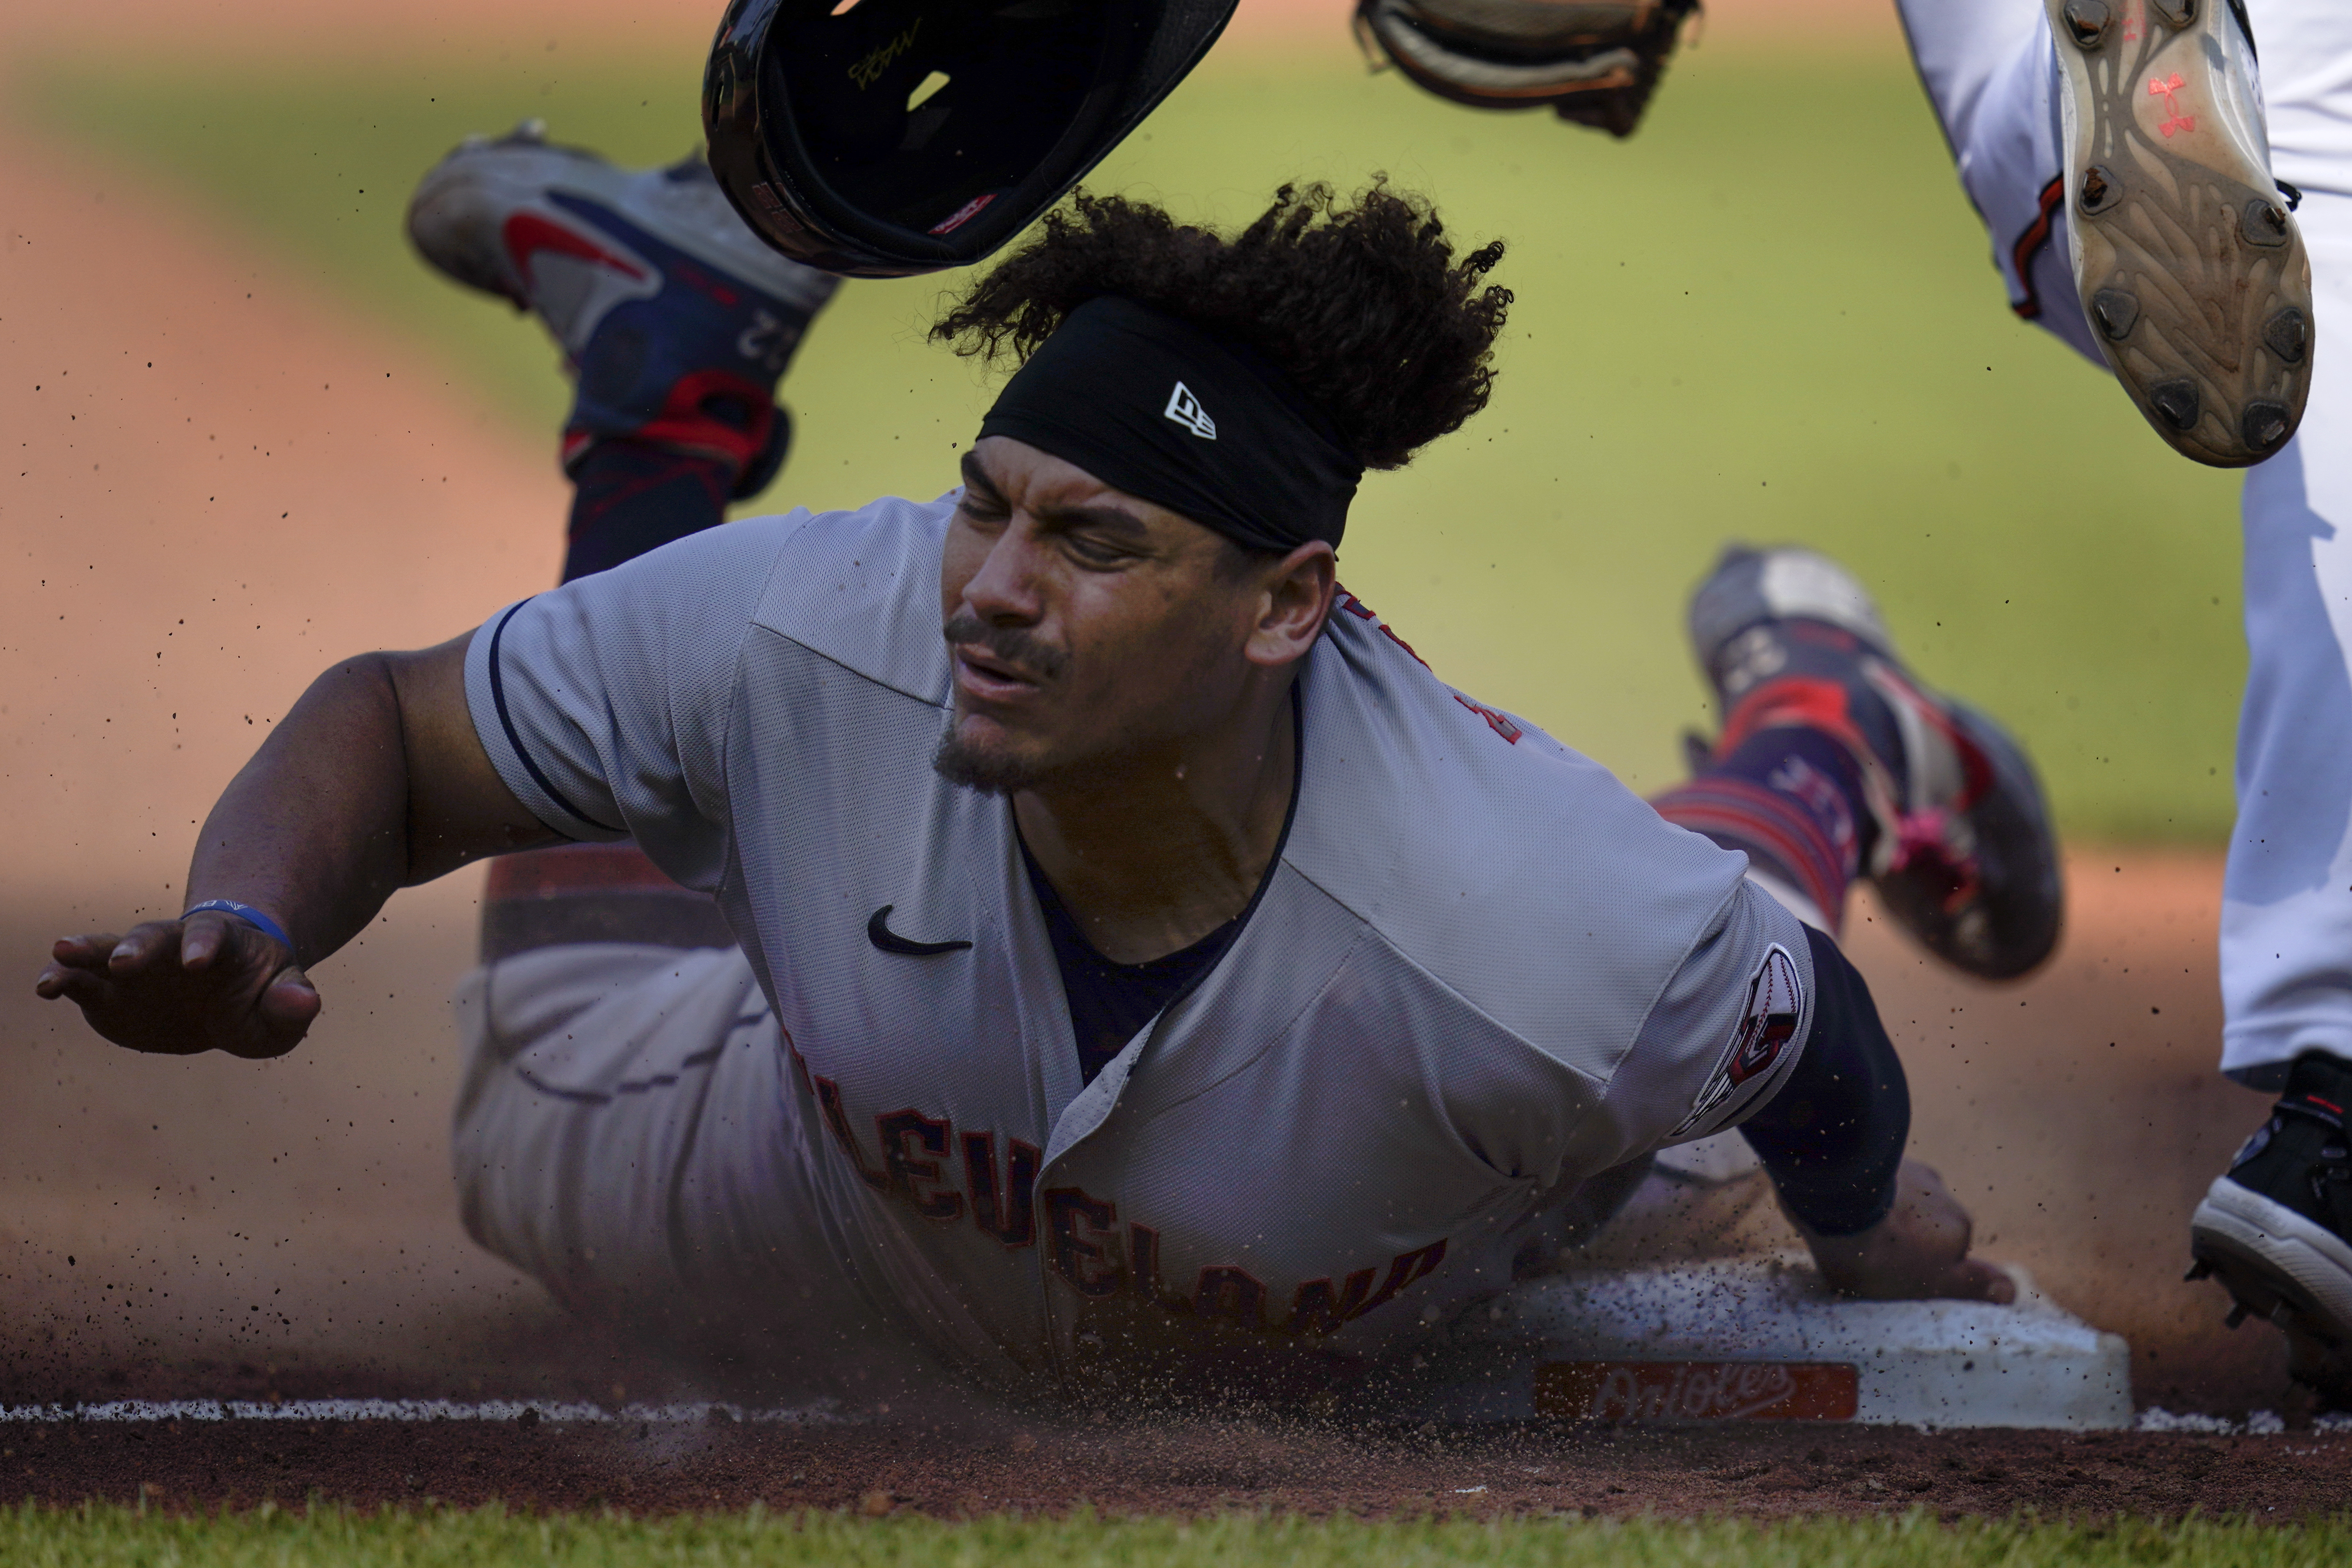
[1353,0,1702,138]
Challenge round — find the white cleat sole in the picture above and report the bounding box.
[2045,0,2313,466]
[406,132,639,306]
[2190,1174,2352,1347]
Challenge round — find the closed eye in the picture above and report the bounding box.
[957,451,1011,521]
[1055,526,1144,569]
[957,491,1010,525]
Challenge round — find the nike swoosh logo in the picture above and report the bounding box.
[866,904,973,957]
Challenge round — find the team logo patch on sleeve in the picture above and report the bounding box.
[1671,943,1805,1140]
[1727,944,1803,1087]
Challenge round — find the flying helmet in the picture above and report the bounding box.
[705,0,1237,278]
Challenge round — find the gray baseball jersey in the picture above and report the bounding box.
[461,495,1816,1389]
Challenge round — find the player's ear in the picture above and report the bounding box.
[1243,541,1338,669]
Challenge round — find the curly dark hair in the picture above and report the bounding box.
[930,181,1511,472]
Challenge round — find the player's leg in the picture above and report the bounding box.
[449,940,932,1380]
[1908,0,2350,1398]
[1897,0,2102,367]
[406,122,841,950]
[1896,0,2312,467]
[1652,547,2062,978]
[404,121,840,582]
[402,130,908,1369]
[451,941,779,1320]
[2188,185,2352,1402]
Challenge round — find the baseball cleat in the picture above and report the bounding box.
[1687,547,2063,980]
[2046,0,2313,467]
[2189,1051,2352,1402]
[406,121,840,495]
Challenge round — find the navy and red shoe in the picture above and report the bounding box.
[2189,1051,2352,1404]
[1683,546,2063,980]
[405,121,839,499]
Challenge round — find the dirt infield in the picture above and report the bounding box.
[4,1413,2349,1520]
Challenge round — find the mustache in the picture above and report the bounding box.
[941,614,1070,683]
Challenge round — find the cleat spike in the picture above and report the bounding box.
[2226,1302,2251,1329]
[2265,308,2310,364]
[2090,288,2139,342]
[2079,166,2120,216]
[2062,0,2113,48]
[2243,401,2293,454]
[2242,200,2291,248]
[2185,1259,2214,1282]
[2149,380,2201,432]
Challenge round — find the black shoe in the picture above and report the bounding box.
[2189,1051,2352,1400]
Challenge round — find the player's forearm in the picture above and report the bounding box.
[1739,925,1910,1237]
[183,655,422,966]
[183,644,552,965]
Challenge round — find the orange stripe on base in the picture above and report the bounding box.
[1534,1361,1858,1422]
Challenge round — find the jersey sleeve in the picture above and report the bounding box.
[1598,875,1821,1159]
[463,513,807,890]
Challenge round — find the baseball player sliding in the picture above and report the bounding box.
[34,109,2058,1397]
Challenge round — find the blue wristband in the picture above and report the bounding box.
[183,899,294,952]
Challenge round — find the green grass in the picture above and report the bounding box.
[16,38,2248,841]
[4,1505,2350,1567]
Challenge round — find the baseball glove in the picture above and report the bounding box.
[1353,0,1702,138]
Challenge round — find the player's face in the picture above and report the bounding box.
[936,438,1299,793]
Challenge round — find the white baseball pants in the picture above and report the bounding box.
[1898,0,2352,1087]
[448,941,936,1383]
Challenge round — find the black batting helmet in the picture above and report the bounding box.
[704,0,1236,278]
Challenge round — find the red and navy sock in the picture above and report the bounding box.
[1651,722,1875,934]
[561,438,732,583]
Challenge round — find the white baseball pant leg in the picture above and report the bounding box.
[2224,191,2352,1087]
[1896,0,2352,1089]
[449,941,926,1373]
[1894,0,2105,366]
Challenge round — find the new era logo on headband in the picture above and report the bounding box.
[1163,381,1217,440]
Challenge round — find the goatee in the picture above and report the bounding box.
[935,613,1069,794]
[933,718,1047,796]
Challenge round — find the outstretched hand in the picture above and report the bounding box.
[34,914,319,1059]
[1797,1158,2017,1305]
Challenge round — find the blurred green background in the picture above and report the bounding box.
[18,32,2245,841]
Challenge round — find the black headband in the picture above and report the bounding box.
[975,295,1363,553]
